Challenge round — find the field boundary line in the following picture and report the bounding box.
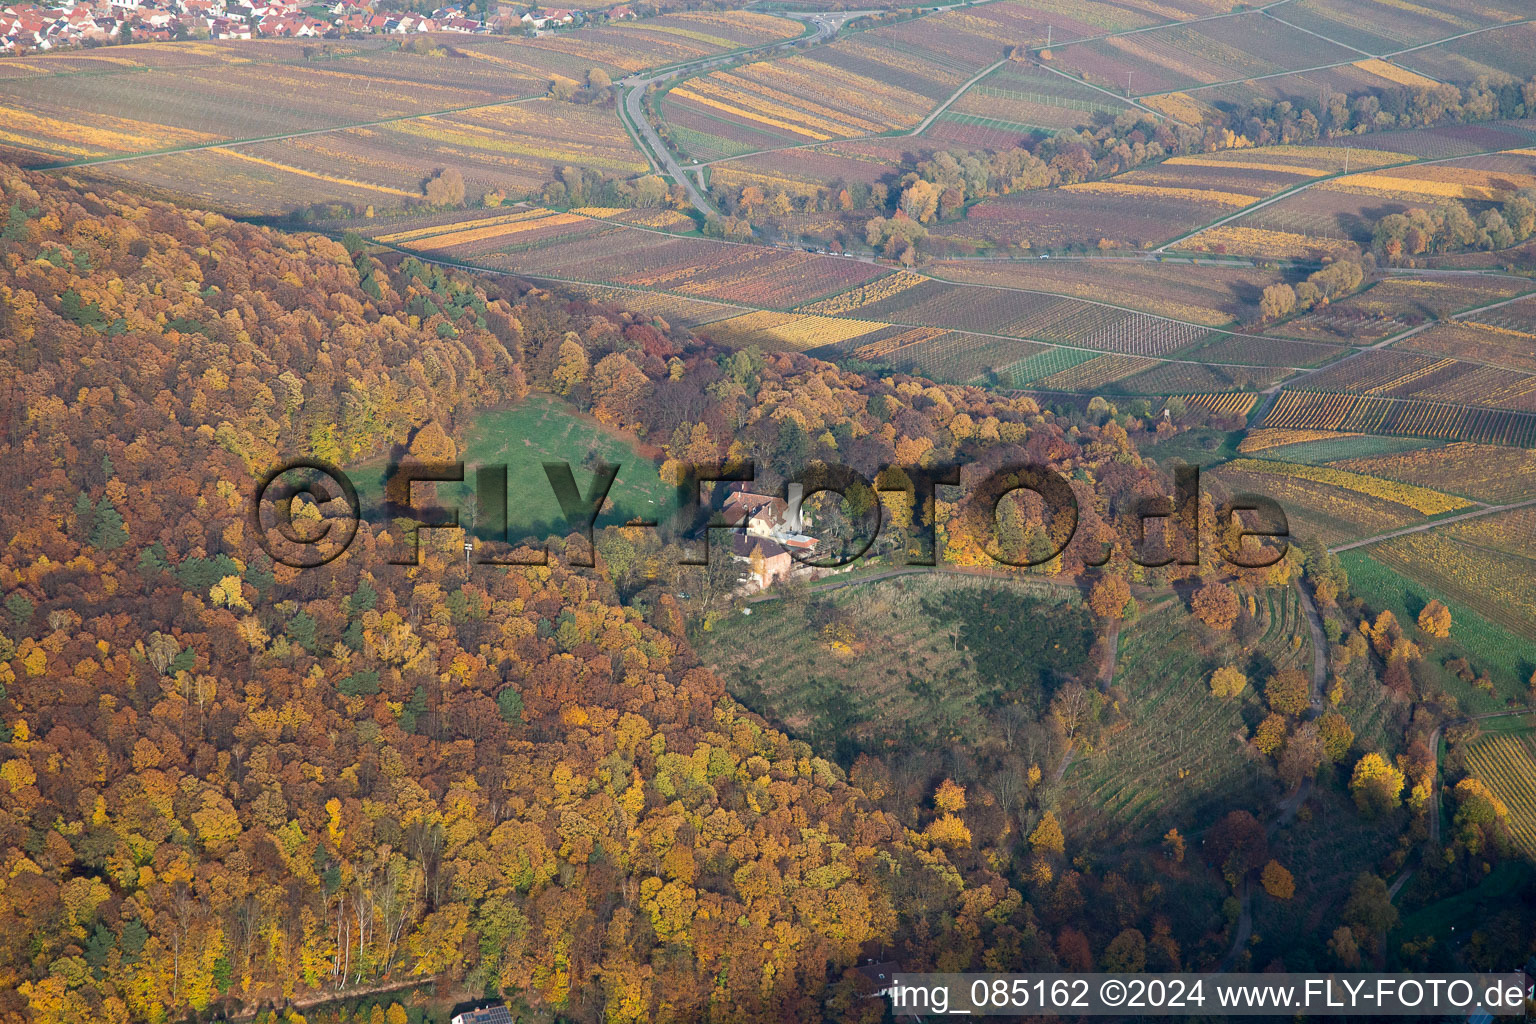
[1260,9,1374,57]
[1137,16,1536,100]
[909,57,1009,136]
[1328,495,1536,554]
[1153,143,1529,253]
[1262,283,1536,398]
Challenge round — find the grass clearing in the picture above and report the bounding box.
[351,392,673,544]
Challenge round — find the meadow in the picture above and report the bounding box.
[350,392,674,544]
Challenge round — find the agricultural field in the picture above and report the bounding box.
[1264,276,1536,346]
[1049,11,1357,97]
[953,184,1230,251]
[1260,390,1536,447]
[1237,431,1442,464]
[494,10,803,73]
[373,207,611,256]
[944,60,1138,133]
[1209,463,1434,547]
[1195,61,1432,116]
[1201,134,1536,253]
[1178,392,1258,418]
[1399,22,1536,84]
[1296,350,1536,413]
[1464,730,1536,860]
[1059,589,1309,847]
[708,137,919,193]
[1367,528,1536,643]
[1400,320,1536,374]
[1443,506,1536,561]
[1318,156,1536,206]
[1219,458,1472,515]
[1270,0,1530,56]
[693,574,1094,765]
[0,41,545,164]
[800,276,1208,354]
[553,282,746,329]
[1176,330,1348,368]
[926,257,1289,326]
[1330,441,1536,503]
[661,3,1014,156]
[957,143,1404,252]
[697,310,891,350]
[660,0,1267,163]
[0,15,795,207]
[469,224,890,307]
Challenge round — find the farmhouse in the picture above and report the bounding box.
[723,484,819,589]
[733,534,794,589]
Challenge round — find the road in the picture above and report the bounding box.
[1329,496,1536,554]
[618,10,879,219]
[1385,706,1533,903]
[909,57,1009,135]
[1295,582,1327,709]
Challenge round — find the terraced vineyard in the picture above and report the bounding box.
[1464,731,1536,860]
[1061,589,1310,847]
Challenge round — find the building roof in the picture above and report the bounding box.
[732,534,789,561]
[452,1005,514,1024]
[723,489,787,525]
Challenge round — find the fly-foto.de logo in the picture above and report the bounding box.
[251,457,1291,572]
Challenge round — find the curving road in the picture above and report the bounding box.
[618,10,880,218]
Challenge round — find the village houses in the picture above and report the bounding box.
[0,0,636,53]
